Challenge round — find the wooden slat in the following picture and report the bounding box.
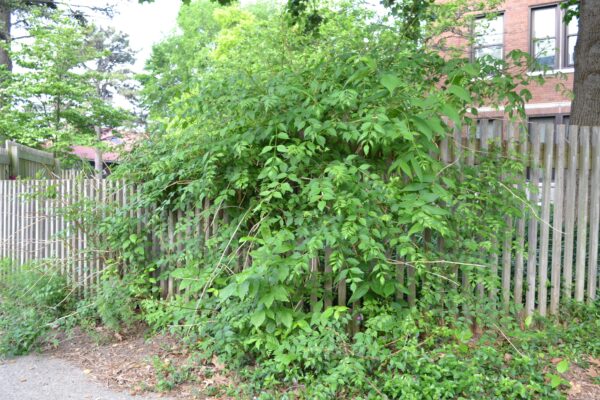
[513,125,529,306]
[526,123,542,316]
[550,125,566,314]
[501,123,516,308]
[453,126,462,167]
[575,127,590,302]
[462,125,477,297]
[563,126,579,299]
[0,148,9,165]
[538,123,554,316]
[476,120,490,300]
[488,120,500,302]
[324,247,333,308]
[587,128,600,302]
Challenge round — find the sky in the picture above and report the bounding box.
[78,0,181,72]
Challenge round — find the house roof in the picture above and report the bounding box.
[70,129,142,163]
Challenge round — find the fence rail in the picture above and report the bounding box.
[4,141,60,179]
[0,122,599,317]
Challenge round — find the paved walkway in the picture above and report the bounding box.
[0,355,168,400]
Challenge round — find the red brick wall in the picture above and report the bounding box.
[441,0,574,119]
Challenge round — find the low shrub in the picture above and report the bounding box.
[95,276,137,333]
[136,297,599,399]
[0,259,74,356]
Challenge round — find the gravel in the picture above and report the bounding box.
[0,355,170,400]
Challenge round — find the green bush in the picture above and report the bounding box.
[92,0,579,398]
[181,298,581,399]
[58,275,138,337]
[95,277,137,333]
[0,260,73,356]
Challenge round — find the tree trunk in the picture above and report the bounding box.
[571,0,600,126]
[0,1,11,72]
[94,126,103,178]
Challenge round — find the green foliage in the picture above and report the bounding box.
[126,0,534,335]
[560,0,579,24]
[151,355,200,392]
[181,299,598,399]
[94,0,573,398]
[0,259,73,356]
[94,276,137,333]
[0,8,132,151]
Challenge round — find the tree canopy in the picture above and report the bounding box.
[0,8,133,151]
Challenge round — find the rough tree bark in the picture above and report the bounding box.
[0,1,11,72]
[571,0,600,126]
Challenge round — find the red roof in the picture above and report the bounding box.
[70,130,142,163]
[71,145,120,162]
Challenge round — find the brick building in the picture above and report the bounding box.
[468,0,578,126]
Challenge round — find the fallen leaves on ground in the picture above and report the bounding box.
[567,357,600,400]
[44,323,234,399]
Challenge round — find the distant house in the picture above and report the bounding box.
[70,129,141,175]
[443,0,577,129]
[478,1,574,126]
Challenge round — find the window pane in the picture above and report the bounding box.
[474,15,503,46]
[533,7,556,39]
[474,15,503,60]
[567,36,577,66]
[534,38,556,66]
[567,10,578,35]
[475,45,502,60]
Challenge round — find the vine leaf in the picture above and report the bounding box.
[380,74,401,95]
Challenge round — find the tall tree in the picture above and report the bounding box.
[85,26,137,172]
[570,0,600,126]
[0,9,131,151]
[0,1,12,71]
[0,0,113,72]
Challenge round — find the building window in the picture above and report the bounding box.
[473,14,504,60]
[531,5,578,69]
[565,14,578,67]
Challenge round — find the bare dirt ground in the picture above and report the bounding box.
[565,356,600,400]
[41,324,234,400]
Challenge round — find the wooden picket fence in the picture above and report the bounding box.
[0,122,599,316]
[0,179,123,295]
[0,139,90,180]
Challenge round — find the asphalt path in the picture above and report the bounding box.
[0,355,170,400]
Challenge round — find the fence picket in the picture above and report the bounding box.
[501,123,516,308]
[563,126,579,299]
[538,123,554,316]
[575,127,590,302]
[550,125,566,314]
[526,123,541,316]
[588,128,600,302]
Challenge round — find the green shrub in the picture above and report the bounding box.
[95,277,137,333]
[58,275,138,337]
[91,0,583,398]
[185,298,578,399]
[0,260,73,356]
